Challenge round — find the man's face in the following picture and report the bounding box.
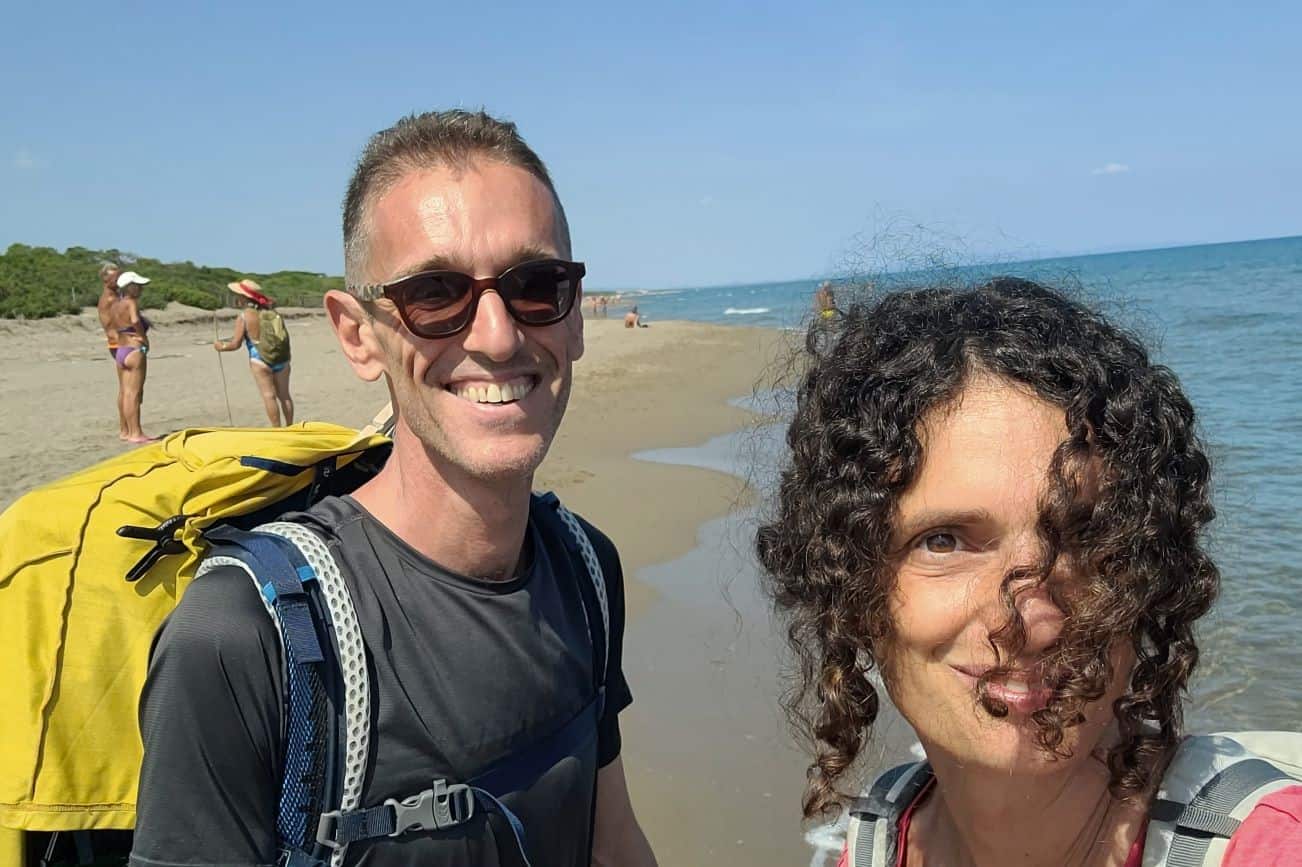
[360,160,583,482]
[102,268,120,291]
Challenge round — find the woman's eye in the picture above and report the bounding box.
[920,532,958,554]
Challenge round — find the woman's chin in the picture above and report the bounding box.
[919,715,1097,777]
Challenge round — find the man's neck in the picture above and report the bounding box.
[911,743,1147,867]
[349,427,533,581]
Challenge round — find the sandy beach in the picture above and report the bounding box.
[1,305,884,864]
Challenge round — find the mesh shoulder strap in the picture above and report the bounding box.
[534,493,609,684]
[202,523,370,867]
[1144,735,1301,867]
[846,762,932,867]
[259,522,371,867]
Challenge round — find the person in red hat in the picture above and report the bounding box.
[213,278,294,425]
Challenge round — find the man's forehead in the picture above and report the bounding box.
[364,161,564,277]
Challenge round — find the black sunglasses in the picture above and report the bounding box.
[347,259,584,339]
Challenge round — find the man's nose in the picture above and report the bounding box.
[460,289,524,361]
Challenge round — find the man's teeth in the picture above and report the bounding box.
[450,377,534,404]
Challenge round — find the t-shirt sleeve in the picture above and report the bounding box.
[129,565,285,867]
[582,519,633,768]
[1222,785,1302,866]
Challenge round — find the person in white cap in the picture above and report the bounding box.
[107,271,158,443]
[214,278,295,425]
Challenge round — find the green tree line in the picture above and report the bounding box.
[0,244,343,318]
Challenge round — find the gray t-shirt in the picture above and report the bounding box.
[130,494,631,867]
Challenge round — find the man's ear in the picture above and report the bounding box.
[324,290,387,382]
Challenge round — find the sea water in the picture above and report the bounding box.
[628,235,1301,732]
[629,234,1301,758]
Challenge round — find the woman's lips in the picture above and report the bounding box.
[950,665,1053,714]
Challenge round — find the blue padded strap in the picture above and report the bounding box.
[204,527,329,853]
[206,527,324,664]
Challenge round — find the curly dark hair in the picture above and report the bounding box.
[755,277,1219,818]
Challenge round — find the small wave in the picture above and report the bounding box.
[724,307,771,315]
[805,818,847,867]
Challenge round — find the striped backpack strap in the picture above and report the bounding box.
[1144,733,1302,867]
[846,762,933,867]
[201,522,370,867]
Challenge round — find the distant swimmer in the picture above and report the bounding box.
[814,280,836,320]
[108,271,158,443]
[624,304,648,328]
[214,278,294,426]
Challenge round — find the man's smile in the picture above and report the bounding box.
[444,374,538,405]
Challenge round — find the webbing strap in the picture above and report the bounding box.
[205,527,328,853]
[319,692,602,858]
[207,527,324,664]
[1163,758,1296,867]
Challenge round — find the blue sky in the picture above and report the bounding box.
[2,1,1298,289]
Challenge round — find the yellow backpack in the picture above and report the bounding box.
[0,419,391,840]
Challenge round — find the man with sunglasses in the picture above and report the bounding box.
[131,110,656,867]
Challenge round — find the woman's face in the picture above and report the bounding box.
[883,375,1128,774]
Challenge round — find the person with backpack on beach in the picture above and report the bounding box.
[129,109,658,867]
[215,277,295,425]
[756,278,1301,866]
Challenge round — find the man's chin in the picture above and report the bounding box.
[434,437,552,483]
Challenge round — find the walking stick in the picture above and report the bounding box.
[212,311,235,426]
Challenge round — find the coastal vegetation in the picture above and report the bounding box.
[0,244,342,318]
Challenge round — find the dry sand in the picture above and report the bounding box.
[2,305,853,864]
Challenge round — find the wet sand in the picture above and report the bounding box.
[0,305,914,865]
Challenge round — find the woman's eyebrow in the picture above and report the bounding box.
[895,507,997,539]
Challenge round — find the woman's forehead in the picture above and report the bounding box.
[903,379,1068,518]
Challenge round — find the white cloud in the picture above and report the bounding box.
[698,195,716,207]
[12,149,41,170]
[1091,162,1130,176]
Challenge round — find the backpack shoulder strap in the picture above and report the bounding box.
[259,521,371,867]
[1144,733,1302,867]
[534,491,610,689]
[846,761,933,867]
[201,522,370,867]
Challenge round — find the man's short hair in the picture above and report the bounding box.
[342,109,570,285]
[99,261,120,279]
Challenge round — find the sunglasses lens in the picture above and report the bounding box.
[399,273,474,335]
[504,262,579,324]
